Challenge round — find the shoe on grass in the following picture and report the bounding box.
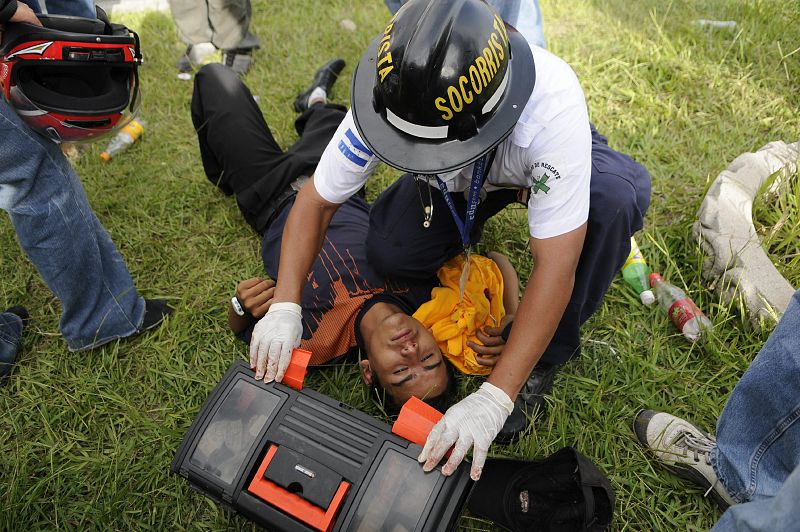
[496,362,559,442]
[138,299,174,334]
[176,43,218,73]
[633,409,736,511]
[223,47,254,76]
[293,58,346,113]
[1,305,29,383]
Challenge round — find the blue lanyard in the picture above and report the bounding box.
[434,150,495,248]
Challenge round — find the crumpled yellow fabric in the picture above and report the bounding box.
[412,254,505,375]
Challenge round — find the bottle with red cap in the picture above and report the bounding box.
[649,273,712,342]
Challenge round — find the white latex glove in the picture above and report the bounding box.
[418,382,513,481]
[249,302,303,382]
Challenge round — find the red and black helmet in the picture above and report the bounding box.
[351,0,535,174]
[0,7,142,143]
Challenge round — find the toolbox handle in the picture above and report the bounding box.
[251,348,311,390]
[391,397,443,446]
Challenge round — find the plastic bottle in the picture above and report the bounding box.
[100,118,145,161]
[649,273,712,342]
[692,19,737,29]
[621,236,655,305]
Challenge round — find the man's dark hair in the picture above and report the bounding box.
[370,359,457,416]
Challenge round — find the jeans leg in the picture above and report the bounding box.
[712,290,800,502]
[20,0,42,12]
[712,464,800,532]
[0,100,144,351]
[539,125,651,364]
[0,313,23,379]
[488,0,546,48]
[42,0,95,17]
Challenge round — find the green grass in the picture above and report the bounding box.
[1,0,798,529]
[754,165,800,288]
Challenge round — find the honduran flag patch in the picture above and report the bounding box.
[337,128,374,167]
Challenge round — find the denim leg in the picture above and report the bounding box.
[42,0,95,17]
[712,464,800,532]
[0,313,23,379]
[19,0,43,12]
[712,290,800,502]
[383,0,546,49]
[0,100,145,351]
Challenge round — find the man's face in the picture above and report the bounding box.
[363,312,449,405]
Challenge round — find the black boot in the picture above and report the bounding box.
[293,58,346,112]
[496,362,561,442]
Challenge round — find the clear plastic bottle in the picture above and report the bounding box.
[649,273,712,342]
[621,236,655,305]
[100,118,145,161]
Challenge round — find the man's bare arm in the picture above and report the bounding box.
[487,223,587,399]
[272,177,340,304]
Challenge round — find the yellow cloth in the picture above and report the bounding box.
[412,254,505,375]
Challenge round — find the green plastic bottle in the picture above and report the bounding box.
[621,236,655,305]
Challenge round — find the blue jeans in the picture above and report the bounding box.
[20,0,95,18]
[0,312,23,379]
[384,0,546,48]
[0,100,145,351]
[711,289,800,530]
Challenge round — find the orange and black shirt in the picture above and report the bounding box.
[239,196,437,366]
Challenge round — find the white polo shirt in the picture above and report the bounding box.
[314,46,592,240]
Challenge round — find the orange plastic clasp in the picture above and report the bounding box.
[391,396,443,446]
[282,348,311,390]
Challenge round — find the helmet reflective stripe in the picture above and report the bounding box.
[385,68,509,140]
[6,41,53,60]
[386,108,448,139]
[481,68,509,115]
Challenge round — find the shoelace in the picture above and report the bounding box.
[676,431,716,465]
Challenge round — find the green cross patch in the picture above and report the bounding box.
[532,174,551,194]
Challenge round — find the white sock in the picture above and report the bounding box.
[307,87,327,107]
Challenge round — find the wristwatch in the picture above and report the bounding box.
[231,295,246,317]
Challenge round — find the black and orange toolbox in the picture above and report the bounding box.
[171,350,472,531]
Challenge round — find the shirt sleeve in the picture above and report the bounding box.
[313,109,380,204]
[525,103,591,239]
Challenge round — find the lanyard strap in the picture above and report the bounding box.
[434,149,496,248]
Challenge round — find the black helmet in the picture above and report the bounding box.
[0,7,142,143]
[351,0,535,174]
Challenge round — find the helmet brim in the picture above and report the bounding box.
[351,28,535,174]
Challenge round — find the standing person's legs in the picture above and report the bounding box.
[168,0,213,45]
[0,101,145,351]
[42,0,95,18]
[538,125,650,365]
[191,63,346,233]
[384,0,545,49]
[712,290,800,503]
[712,465,800,532]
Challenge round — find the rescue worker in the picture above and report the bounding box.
[249,0,651,480]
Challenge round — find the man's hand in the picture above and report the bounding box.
[468,314,514,367]
[10,3,42,26]
[236,277,276,318]
[249,302,303,383]
[418,382,513,481]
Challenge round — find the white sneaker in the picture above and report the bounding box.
[633,409,736,510]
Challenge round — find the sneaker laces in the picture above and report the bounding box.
[676,431,715,465]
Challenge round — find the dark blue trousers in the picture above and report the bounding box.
[367,126,651,364]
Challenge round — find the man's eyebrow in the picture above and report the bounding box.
[391,374,414,387]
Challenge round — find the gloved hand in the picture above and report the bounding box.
[249,302,303,383]
[418,381,514,480]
